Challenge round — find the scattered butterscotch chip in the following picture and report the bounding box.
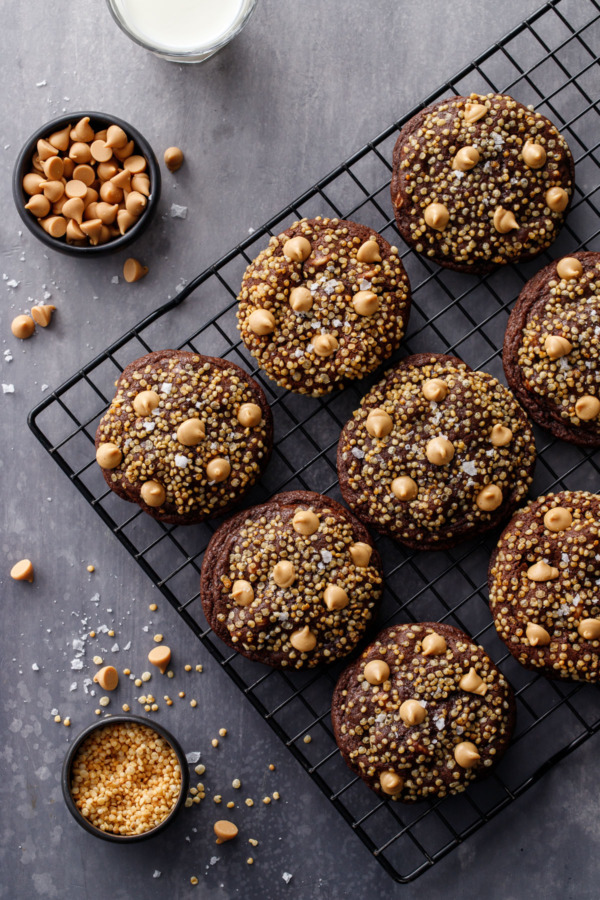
[149,645,171,674]
[11,314,35,339]
[94,666,119,691]
[10,559,34,582]
[30,304,56,327]
[164,146,184,172]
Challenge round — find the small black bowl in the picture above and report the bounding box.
[13,111,161,256]
[62,714,189,842]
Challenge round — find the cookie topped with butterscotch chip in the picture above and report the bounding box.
[95,350,272,525]
[332,623,515,803]
[391,93,574,273]
[489,491,600,682]
[200,491,383,668]
[337,353,536,549]
[503,252,600,447]
[237,216,411,396]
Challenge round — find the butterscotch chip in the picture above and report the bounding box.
[111,168,132,191]
[214,820,238,843]
[80,219,103,241]
[422,378,448,401]
[133,390,160,416]
[282,235,312,262]
[556,256,583,280]
[100,181,123,204]
[164,147,184,172]
[526,623,551,646]
[93,666,119,691]
[426,436,454,465]
[62,197,85,224]
[10,559,34,582]
[452,145,480,171]
[64,179,88,199]
[338,353,535,549]
[106,125,128,149]
[237,403,262,427]
[231,580,254,606]
[349,542,373,567]
[543,507,572,532]
[117,209,137,235]
[11,315,35,339]
[578,619,600,640]
[42,155,64,180]
[72,116,95,141]
[237,217,411,396]
[272,560,295,588]
[201,491,382,669]
[399,699,427,725]
[391,476,418,501]
[493,207,518,233]
[69,141,93,164]
[522,141,546,168]
[23,172,45,195]
[545,187,569,212]
[66,220,86,243]
[123,258,148,283]
[90,140,113,163]
[352,290,379,316]
[114,140,135,161]
[131,173,150,196]
[148,645,171,673]
[206,458,230,482]
[37,138,58,161]
[177,418,205,446]
[424,202,449,231]
[489,490,600,682]
[95,442,121,470]
[391,93,573,273]
[30,304,55,327]
[48,124,71,152]
[292,509,319,535]
[124,155,147,174]
[40,215,67,238]
[544,335,572,360]
[490,424,513,447]
[333,622,514,801]
[125,191,147,217]
[575,395,600,421]
[24,194,51,217]
[323,584,349,611]
[363,659,389,685]
[248,309,275,335]
[356,239,381,263]
[40,181,64,204]
[96,351,272,525]
[421,632,447,656]
[290,626,317,652]
[476,484,503,511]
[527,561,559,581]
[454,742,481,769]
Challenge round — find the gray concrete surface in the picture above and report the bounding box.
[1,1,599,898]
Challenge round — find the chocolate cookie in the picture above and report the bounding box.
[200,491,383,668]
[503,252,600,447]
[337,353,536,549]
[391,92,574,274]
[489,491,600,683]
[236,216,411,396]
[332,622,515,803]
[95,350,272,525]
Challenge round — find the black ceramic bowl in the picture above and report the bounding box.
[13,111,161,256]
[62,714,189,842]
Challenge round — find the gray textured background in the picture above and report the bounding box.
[1,1,598,898]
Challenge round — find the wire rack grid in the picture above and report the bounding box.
[29,0,600,883]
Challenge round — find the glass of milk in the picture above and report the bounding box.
[106,0,258,63]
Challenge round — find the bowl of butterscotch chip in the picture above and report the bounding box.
[13,112,161,255]
[62,716,188,841]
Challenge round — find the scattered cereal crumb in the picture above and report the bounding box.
[63,718,71,727]
[219,728,227,737]
[141,671,151,682]
[211,739,219,748]
[190,876,198,885]
[303,735,312,744]
[54,715,61,724]
[167,671,174,679]
[99,696,110,707]
[226,801,235,809]
[184,664,192,672]
[246,857,254,866]
[93,656,103,666]
[122,704,130,712]
[232,778,241,790]
[190,699,197,708]
[262,797,271,805]
[268,764,275,771]
[179,692,185,699]
[195,764,205,775]
[149,603,157,611]
[249,838,258,847]
[195,665,203,673]
[213,795,222,804]
[87,565,95,573]
[273,791,280,800]
[153,634,163,643]
[245,798,254,807]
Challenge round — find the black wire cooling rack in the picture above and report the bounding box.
[29,0,600,882]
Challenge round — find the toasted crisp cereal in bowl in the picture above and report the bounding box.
[68,720,183,837]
